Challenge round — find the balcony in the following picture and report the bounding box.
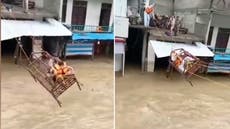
[68,25,113,33]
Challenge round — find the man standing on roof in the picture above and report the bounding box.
[174,16,181,36]
[144,0,156,27]
[170,16,176,35]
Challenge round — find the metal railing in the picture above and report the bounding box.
[209,47,230,54]
[70,25,113,33]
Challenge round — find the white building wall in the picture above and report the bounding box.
[66,0,73,24]
[43,0,62,19]
[115,17,129,37]
[155,0,173,15]
[115,0,127,17]
[86,0,113,26]
[127,0,138,7]
[85,0,102,26]
[65,0,113,26]
[175,11,197,33]
[32,0,44,8]
[115,0,129,38]
[32,0,63,20]
[211,14,230,29]
[174,0,211,9]
[174,0,230,37]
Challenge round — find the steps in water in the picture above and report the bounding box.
[207,62,230,74]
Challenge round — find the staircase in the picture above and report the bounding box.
[207,62,230,74]
[207,53,230,74]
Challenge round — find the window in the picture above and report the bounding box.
[215,28,230,52]
[71,0,87,25]
[99,3,112,31]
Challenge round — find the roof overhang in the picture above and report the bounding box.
[150,40,214,58]
[72,32,114,41]
[1,18,72,41]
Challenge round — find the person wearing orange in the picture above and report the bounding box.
[50,61,74,83]
[144,2,156,27]
[96,26,103,32]
[62,62,74,76]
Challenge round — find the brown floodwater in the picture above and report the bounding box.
[1,56,114,129]
[116,64,230,129]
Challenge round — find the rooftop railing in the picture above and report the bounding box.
[209,47,230,54]
[69,25,113,33]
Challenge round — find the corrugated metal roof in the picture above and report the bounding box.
[150,40,214,58]
[1,18,72,41]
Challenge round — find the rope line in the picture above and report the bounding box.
[188,71,230,88]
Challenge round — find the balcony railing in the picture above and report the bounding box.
[69,25,113,33]
[209,47,230,54]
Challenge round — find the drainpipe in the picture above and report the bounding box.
[205,0,214,45]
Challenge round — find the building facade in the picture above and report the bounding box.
[60,0,113,32]
[1,0,72,58]
[126,0,230,52]
[174,0,230,52]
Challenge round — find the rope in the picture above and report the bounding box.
[168,58,229,88]
[188,71,230,88]
[185,60,230,71]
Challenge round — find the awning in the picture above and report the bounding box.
[72,32,114,40]
[150,40,214,58]
[1,18,72,41]
[214,54,230,62]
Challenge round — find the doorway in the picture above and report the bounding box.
[72,0,87,30]
[99,3,112,31]
[215,28,230,52]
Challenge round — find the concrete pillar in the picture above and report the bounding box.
[142,31,148,72]
[109,2,114,26]
[66,0,73,24]
[210,26,218,48]
[32,37,43,58]
[147,41,155,72]
[59,0,63,22]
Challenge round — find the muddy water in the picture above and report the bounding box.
[116,65,230,129]
[1,56,114,129]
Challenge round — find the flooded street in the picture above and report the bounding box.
[1,56,114,129]
[116,65,230,129]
